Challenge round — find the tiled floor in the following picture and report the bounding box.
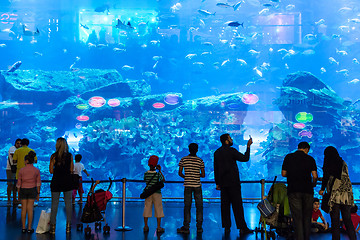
[1,200,356,240]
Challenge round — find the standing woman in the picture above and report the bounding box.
[319,146,356,240]
[49,137,74,234]
[17,151,41,233]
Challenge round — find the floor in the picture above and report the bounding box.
[1,199,356,240]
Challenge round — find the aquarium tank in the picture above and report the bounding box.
[0,0,359,199]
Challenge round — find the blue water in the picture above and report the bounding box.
[1,0,360,199]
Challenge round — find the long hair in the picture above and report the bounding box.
[323,146,343,179]
[54,137,69,164]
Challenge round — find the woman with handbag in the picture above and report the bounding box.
[49,137,74,234]
[319,146,356,240]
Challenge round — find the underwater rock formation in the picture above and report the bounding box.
[263,71,360,179]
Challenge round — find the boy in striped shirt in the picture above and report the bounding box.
[177,143,205,234]
[143,155,165,233]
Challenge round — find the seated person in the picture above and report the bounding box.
[311,198,328,233]
[342,205,360,233]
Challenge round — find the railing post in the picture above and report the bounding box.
[115,178,132,231]
[260,179,265,200]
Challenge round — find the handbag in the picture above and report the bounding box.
[257,198,276,217]
[81,193,103,223]
[8,157,17,173]
[71,174,80,190]
[36,208,51,234]
[140,173,164,199]
[321,175,335,213]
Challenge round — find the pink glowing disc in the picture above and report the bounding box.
[108,98,120,107]
[293,123,306,129]
[241,93,259,105]
[152,102,165,109]
[76,115,89,121]
[88,96,106,108]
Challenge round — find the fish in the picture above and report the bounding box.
[277,48,288,54]
[33,52,43,57]
[170,2,182,13]
[229,44,236,49]
[152,56,162,61]
[150,40,160,45]
[95,4,110,13]
[193,62,205,67]
[350,18,360,23]
[249,49,260,55]
[331,34,340,39]
[338,25,350,31]
[233,1,243,11]
[201,42,213,46]
[221,59,230,67]
[96,44,107,49]
[338,7,352,13]
[185,54,197,59]
[201,52,212,56]
[315,19,325,25]
[320,67,326,74]
[113,48,126,52]
[7,61,22,72]
[259,8,269,15]
[219,39,228,44]
[121,65,134,71]
[0,43,7,47]
[153,61,158,69]
[236,58,247,66]
[353,58,359,64]
[348,79,359,84]
[143,71,158,79]
[285,4,295,11]
[199,19,205,28]
[328,57,339,65]
[115,19,134,30]
[302,49,315,55]
[336,49,348,55]
[80,23,89,29]
[22,25,39,36]
[75,56,80,62]
[227,21,244,27]
[216,3,232,8]
[198,9,215,16]
[304,34,316,41]
[263,3,272,7]
[253,67,263,77]
[336,69,349,76]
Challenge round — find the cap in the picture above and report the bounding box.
[148,155,159,167]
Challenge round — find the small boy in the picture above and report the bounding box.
[311,198,328,233]
[72,154,89,204]
[143,155,165,234]
[342,205,360,233]
[177,143,205,234]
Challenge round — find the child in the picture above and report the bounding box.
[342,205,360,233]
[143,155,165,234]
[311,198,328,233]
[72,154,89,204]
[16,151,41,233]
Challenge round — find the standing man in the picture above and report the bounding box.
[13,138,37,206]
[282,142,318,240]
[214,133,253,235]
[6,138,21,206]
[177,143,205,234]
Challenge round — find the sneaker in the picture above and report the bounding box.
[143,226,149,233]
[156,227,165,233]
[177,226,190,234]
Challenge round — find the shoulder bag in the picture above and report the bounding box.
[321,175,335,213]
[140,172,164,199]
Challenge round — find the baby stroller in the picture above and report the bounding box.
[255,177,293,240]
[77,178,113,235]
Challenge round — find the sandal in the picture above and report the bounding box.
[156,227,165,233]
[27,229,34,234]
[22,229,26,234]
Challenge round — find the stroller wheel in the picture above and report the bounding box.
[76,223,83,231]
[85,225,91,235]
[103,224,110,234]
[95,222,102,230]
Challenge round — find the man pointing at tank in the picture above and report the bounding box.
[214,133,254,235]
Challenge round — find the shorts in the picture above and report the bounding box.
[6,170,16,186]
[143,193,164,218]
[19,187,38,200]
